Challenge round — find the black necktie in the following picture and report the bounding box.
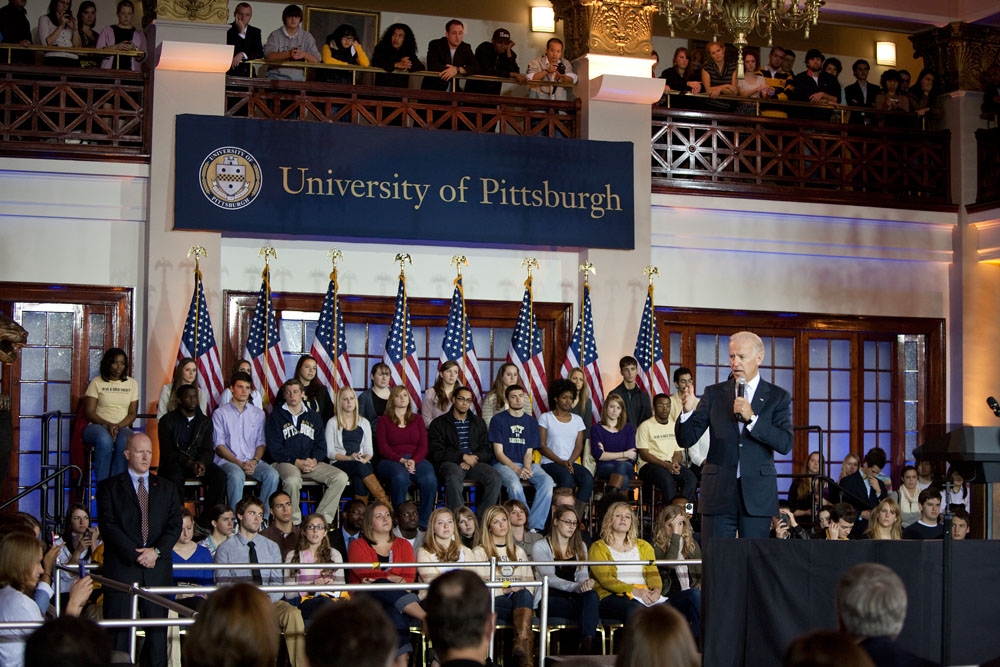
[247,540,263,586]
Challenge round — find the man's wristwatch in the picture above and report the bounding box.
[153,547,161,556]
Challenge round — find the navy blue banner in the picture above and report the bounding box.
[174,115,634,249]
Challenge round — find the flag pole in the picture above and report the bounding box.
[394,253,413,387]
[451,254,469,387]
[328,249,344,393]
[644,265,660,392]
[578,261,595,369]
[521,257,539,413]
[187,245,207,359]
[259,246,277,406]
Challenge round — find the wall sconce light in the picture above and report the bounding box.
[531,6,556,33]
[876,41,897,66]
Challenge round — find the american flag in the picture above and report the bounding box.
[310,268,351,399]
[507,276,548,419]
[383,275,422,411]
[244,265,286,408]
[633,283,670,399]
[561,282,604,423]
[178,269,225,413]
[440,276,483,413]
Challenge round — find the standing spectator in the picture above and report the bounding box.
[422,19,478,92]
[791,48,840,120]
[898,69,912,94]
[526,37,577,100]
[326,385,390,506]
[226,2,263,76]
[823,57,846,104]
[983,64,1000,117]
[845,59,879,124]
[263,4,320,82]
[371,23,423,89]
[96,0,145,71]
[660,47,703,106]
[37,0,81,67]
[83,347,139,482]
[701,41,737,107]
[376,386,437,530]
[213,371,280,516]
[0,0,32,64]
[318,23,368,84]
[782,49,796,75]
[760,46,794,118]
[875,70,911,127]
[465,27,526,94]
[76,1,98,67]
[97,432,181,667]
[608,355,653,429]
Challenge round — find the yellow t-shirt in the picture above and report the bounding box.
[85,376,139,424]
[635,417,680,470]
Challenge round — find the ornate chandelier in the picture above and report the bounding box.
[652,0,824,76]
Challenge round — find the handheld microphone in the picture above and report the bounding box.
[988,396,1000,418]
[736,377,747,422]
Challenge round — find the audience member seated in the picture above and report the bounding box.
[215,496,306,667]
[840,447,888,537]
[503,499,540,556]
[481,362,520,428]
[326,385,390,506]
[471,505,534,667]
[274,355,334,423]
[783,629,875,667]
[845,58,879,125]
[24,615,113,667]
[701,42,737,110]
[182,583,280,667]
[263,4,319,81]
[54,502,99,606]
[455,505,481,549]
[566,368,594,470]
[214,371,279,514]
[199,502,234,557]
[637,393,697,508]
[421,360,459,427]
[653,504,702,640]
[864,498,902,540]
[837,563,937,667]
[943,464,970,512]
[347,501,426,661]
[391,501,425,552]
[358,362,391,430]
[526,37,577,101]
[96,0,144,70]
[539,378,593,506]
[284,513,346,624]
[791,48,840,120]
[305,595,401,667]
[329,498,364,558]
[217,360,262,407]
[76,1,98,67]
[874,69,911,127]
[591,393,637,495]
[760,46,795,118]
[0,0,33,64]
[614,603,700,667]
[786,451,824,529]
[427,385,502,514]
[156,357,207,419]
[417,507,480,595]
[465,27,526,94]
[891,465,921,527]
[771,503,810,540]
[825,502,856,540]
[371,23,423,89]
[548,486,593,544]
[951,507,971,540]
[589,501,664,625]
[532,504,599,653]
[226,2,263,76]
[909,68,940,119]
[660,47,703,107]
[810,506,831,539]
[171,507,213,612]
[318,23,368,84]
[267,378,348,526]
[736,50,771,115]
[37,0,81,67]
[422,19,478,92]
[901,487,943,539]
[260,490,300,560]
[158,384,227,525]
[0,532,94,667]
[83,347,138,482]
[375,386,436,530]
[424,570,495,667]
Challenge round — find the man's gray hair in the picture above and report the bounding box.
[836,563,907,640]
[731,331,765,356]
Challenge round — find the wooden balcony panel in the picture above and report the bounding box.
[651,108,953,209]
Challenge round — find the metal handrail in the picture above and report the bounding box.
[0,464,79,512]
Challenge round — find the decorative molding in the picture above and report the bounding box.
[153,0,229,24]
[910,22,1000,93]
[552,0,657,59]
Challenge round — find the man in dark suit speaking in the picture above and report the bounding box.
[97,432,182,667]
[675,331,792,539]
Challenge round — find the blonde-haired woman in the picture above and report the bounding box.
[589,501,663,624]
[472,505,535,667]
[652,505,702,641]
[375,386,436,529]
[865,498,902,540]
[326,385,390,506]
[157,357,207,419]
[417,508,479,596]
[482,362,519,427]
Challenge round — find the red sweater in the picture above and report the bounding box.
[375,417,428,464]
[347,536,416,583]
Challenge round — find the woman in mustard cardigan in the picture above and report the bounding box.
[588,501,663,624]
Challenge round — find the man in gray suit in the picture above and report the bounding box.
[675,331,792,540]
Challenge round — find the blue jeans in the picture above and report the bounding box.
[668,587,701,641]
[595,460,636,484]
[376,458,437,529]
[546,588,600,638]
[333,459,376,497]
[638,462,697,503]
[219,460,280,519]
[598,592,644,624]
[85,423,131,481]
[493,462,554,531]
[542,462,594,502]
[494,588,534,621]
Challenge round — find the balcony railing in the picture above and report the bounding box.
[651,101,953,208]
